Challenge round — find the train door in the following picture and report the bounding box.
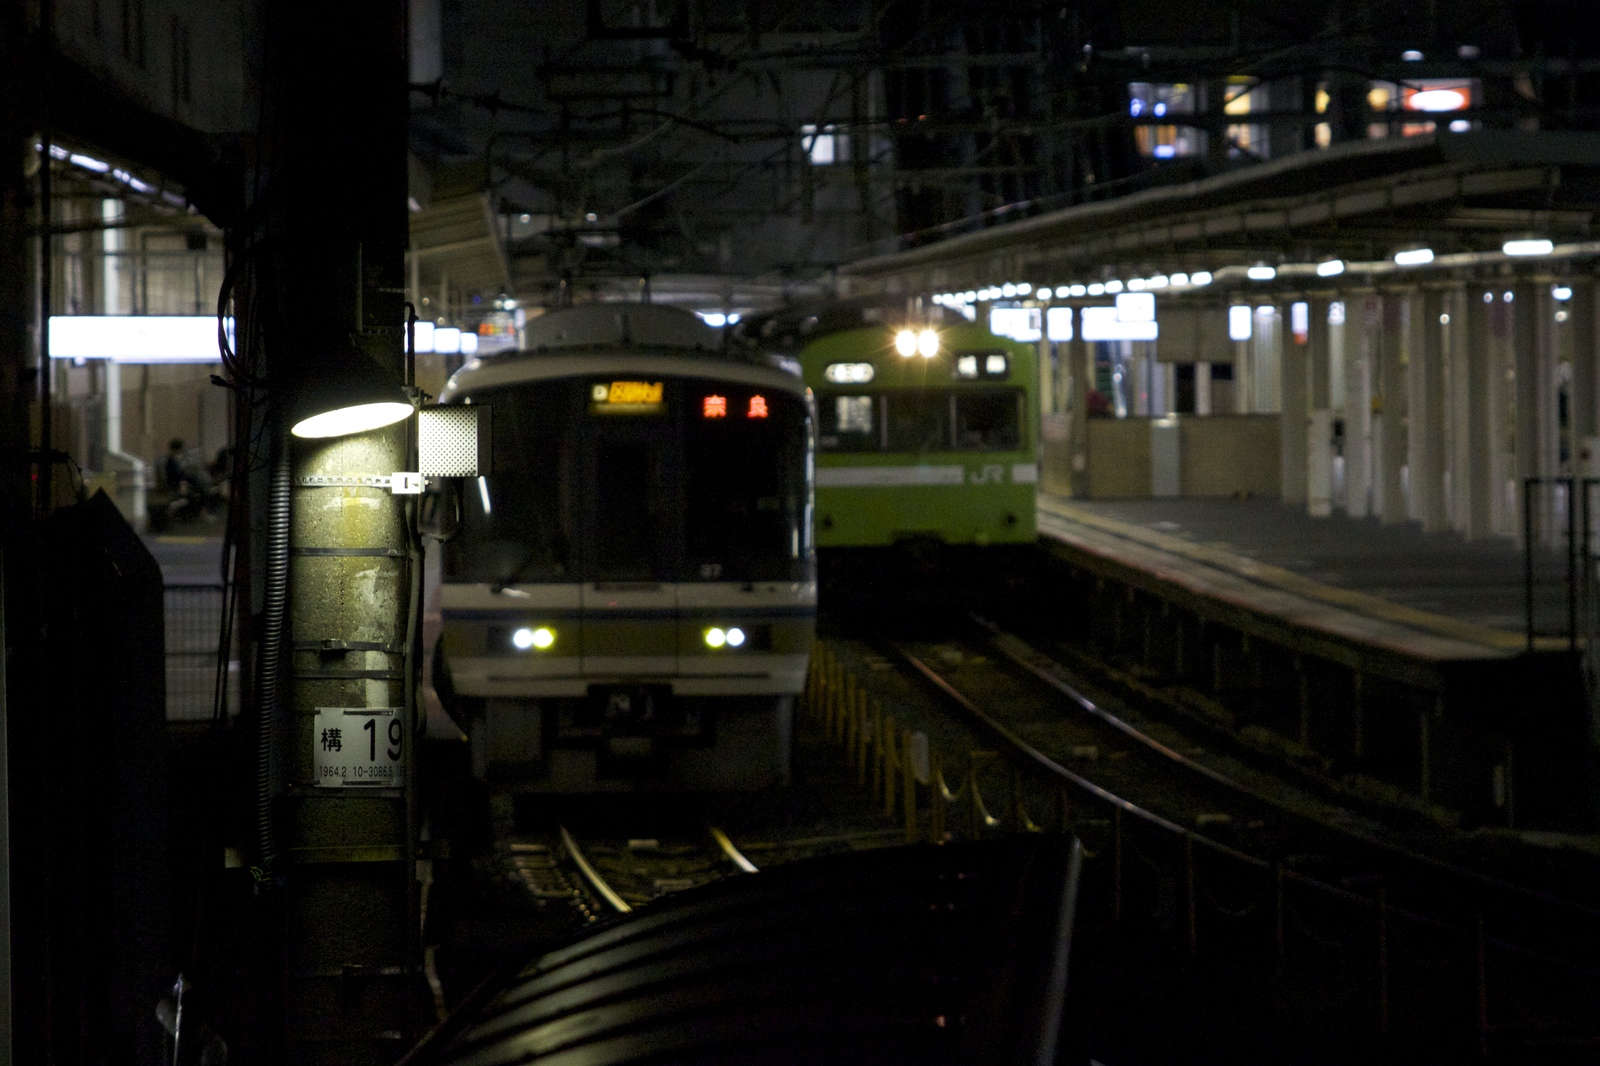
[576,394,682,696]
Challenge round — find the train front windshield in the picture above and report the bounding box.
[443,376,811,584]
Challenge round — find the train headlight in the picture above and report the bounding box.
[512,626,555,651]
[893,329,918,357]
[917,329,939,358]
[704,626,745,649]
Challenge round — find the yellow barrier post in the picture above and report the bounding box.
[930,752,946,843]
[882,716,898,818]
[855,690,870,785]
[901,727,917,843]
[870,701,884,794]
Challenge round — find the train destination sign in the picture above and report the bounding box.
[592,380,666,413]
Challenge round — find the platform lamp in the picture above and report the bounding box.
[286,351,415,439]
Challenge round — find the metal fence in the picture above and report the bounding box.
[164,583,237,720]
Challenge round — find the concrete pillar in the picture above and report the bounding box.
[1489,289,1516,536]
[1037,336,1053,414]
[1570,279,1597,463]
[1409,289,1448,532]
[1535,282,1563,545]
[260,1,419,1060]
[1513,282,1541,546]
[1280,305,1308,506]
[1068,333,1090,496]
[1377,294,1407,524]
[1571,280,1599,545]
[1454,287,1493,538]
[1306,297,1333,517]
[1195,362,1212,415]
[1345,296,1374,518]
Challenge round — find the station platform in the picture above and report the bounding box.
[1037,495,1571,665]
[1033,495,1589,827]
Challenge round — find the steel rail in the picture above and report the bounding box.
[708,825,759,874]
[558,825,632,915]
[884,640,1265,868]
[888,634,1600,984]
[978,618,1600,925]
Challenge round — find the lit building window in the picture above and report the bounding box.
[1128,82,1200,160]
[801,124,847,166]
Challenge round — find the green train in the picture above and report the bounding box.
[735,301,1039,552]
[429,304,815,792]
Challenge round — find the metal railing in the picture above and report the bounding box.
[164,583,236,720]
[1521,477,1600,652]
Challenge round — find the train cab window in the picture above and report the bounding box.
[885,390,953,454]
[818,393,878,452]
[443,383,575,585]
[685,387,807,580]
[592,437,670,580]
[954,389,1023,452]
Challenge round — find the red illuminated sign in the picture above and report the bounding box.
[702,395,727,418]
[748,395,768,419]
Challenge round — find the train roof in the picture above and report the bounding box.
[439,303,808,400]
[730,296,970,353]
[520,303,721,354]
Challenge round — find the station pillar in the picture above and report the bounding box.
[1376,294,1407,524]
[1408,289,1447,533]
[1571,279,1599,480]
[1279,300,1308,507]
[1453,287,1494,539]
[1344,295,1375,518]
[249,1,418,1062]
[1305,296,1334,517]
[1512,281,1543,547]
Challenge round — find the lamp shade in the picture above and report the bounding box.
[287,353,412,439]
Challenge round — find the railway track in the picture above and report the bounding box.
[509,823,758,922]
[808,626,1600,1058]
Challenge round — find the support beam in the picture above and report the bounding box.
[1345,296,1374,518]
[1306,296,1333,517]
[1488,289,1516,537]
[1455,287,1493,538]
[1409,289,1448,532]
[1513,282,1541,546]
[1571,279,1598,476]
[1281,304,1308,506]
[1377,294,1407,524]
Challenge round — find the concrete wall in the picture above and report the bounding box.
[1180,415,1280,497]
[1086,418,1152,498]
[1082,414,1281,499]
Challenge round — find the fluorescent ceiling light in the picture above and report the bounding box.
[1115,292,1155,322]
[1409,88,1467,111]
[1394,248,1434,266]
[1246,265,1277,281]
[1228,306,1253,341]
[1316,259,1346,277]
[1191,272,1212,285]
[1080,306,1157,342]
[1503,238,1554,256]
[48,315,230,363]
[1045,307,1073,342]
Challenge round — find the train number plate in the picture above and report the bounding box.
[588,685,671,732]
[315,707,405,788]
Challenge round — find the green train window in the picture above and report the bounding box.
[819,394,879,452]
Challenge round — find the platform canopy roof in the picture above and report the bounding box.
[842,130,1600,298]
